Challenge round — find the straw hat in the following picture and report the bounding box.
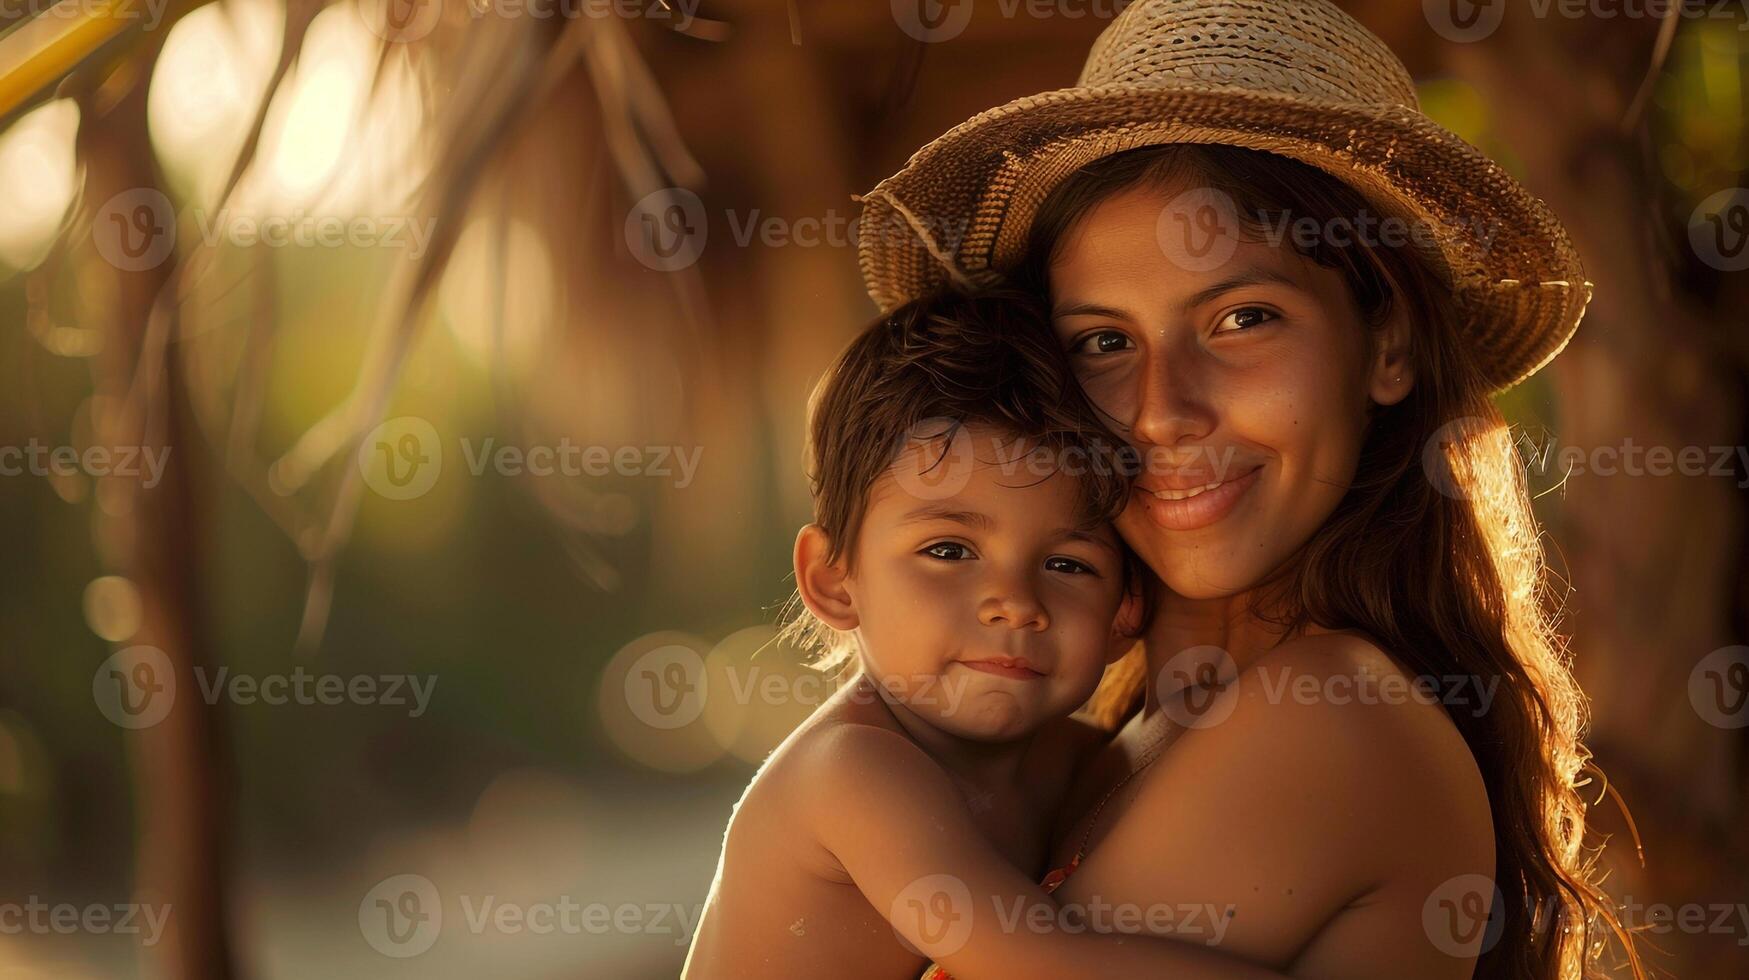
[856,0,1591,391]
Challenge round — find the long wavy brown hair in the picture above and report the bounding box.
[1015,143,1647,980]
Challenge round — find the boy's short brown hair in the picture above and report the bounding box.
[784,285,1142,666]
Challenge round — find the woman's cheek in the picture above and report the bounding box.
[1074,360,1140,428]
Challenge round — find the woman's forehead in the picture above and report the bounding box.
[1048,222,1321,315]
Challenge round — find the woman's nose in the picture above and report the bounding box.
[1130,349,1216,449]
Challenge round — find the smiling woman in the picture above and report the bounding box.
[1000,138,1645,980]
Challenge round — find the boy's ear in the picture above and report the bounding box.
[794,524,858,631]
[1107,576,1146,663]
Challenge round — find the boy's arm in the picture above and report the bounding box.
[800,723,1289,980]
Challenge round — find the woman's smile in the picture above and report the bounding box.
[1132,463,1263,532]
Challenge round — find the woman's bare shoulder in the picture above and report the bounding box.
[1251,630,1492,781]
[1191,630,1493,864]
[1047,632,1495,970]
[1128,630,1495,883]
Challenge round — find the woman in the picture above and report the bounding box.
[857,1,1646,977]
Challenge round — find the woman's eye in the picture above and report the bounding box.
[922,542,973,561]
[1044,555,1097,575]
[1071,330,1133,355]
[1215,307,1277,333]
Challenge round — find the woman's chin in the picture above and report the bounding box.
[1117,513,1304,603]
[1127,543,1278,603]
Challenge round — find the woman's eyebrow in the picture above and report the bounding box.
[1053,267,1303,322]
[1052,300,1133,320]
[1181,267,1301,311]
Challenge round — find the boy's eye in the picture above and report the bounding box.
[1071,330,1132,356]
[922,542,973,561]
[1214,307,1277,334]
[1044,555,1097,575]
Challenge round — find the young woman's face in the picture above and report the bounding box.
[1047,184,1403,600]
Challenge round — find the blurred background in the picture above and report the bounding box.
[0,0,1744,976]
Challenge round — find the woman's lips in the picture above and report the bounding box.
[1134,465,1262,532]
[956,657,1046,680]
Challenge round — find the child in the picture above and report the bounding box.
[681,288,1281,980]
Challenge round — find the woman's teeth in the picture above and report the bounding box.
[1150,482,1226,501]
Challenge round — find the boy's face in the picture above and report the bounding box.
[841,425,1132,741]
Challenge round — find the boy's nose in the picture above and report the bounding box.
[978,591,1049,632]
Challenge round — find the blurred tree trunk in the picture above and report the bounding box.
[78,59,237,980]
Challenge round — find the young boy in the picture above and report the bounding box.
[681,288,1276,980]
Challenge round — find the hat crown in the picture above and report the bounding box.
[1078,0,1419,110]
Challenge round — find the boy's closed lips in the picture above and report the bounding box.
[954,656,1048,680]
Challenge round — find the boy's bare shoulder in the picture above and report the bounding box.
[733,685,931,826]
[775,701,941,801]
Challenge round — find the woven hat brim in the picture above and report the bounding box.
[858,83,1591,392]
